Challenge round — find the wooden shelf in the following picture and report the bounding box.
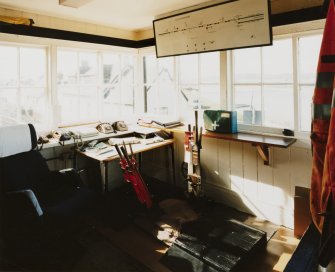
[203,131,296,165]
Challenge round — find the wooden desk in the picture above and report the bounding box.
[76,138,175,192]
[203,131,297,165]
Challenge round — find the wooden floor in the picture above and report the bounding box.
[90,206,300,272]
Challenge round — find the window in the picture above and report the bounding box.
[57,49,137,125]
[0,44,48,128]
[143,54,175,116]
[102,53,136,120]
[177,52,220,122]
[231,32,322,133]
[57,50,99,125]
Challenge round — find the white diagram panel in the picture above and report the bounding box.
[153,0,272,57]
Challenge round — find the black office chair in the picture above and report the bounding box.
[0,123,96,269]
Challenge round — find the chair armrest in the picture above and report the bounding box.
[3,190,44,243]
[6,189,43,217]
[51,168,83,187]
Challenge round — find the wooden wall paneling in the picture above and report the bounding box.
[272,147,293,209]
[218,139,231,188]
[230,141,244,194]
[201,137,220,186]
[257,147,274,204]
[173,132,186,187]
[290,146,312,195]
[242,143,258,200]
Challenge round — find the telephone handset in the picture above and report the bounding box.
[96,122,115,134]
[112,121,128,131]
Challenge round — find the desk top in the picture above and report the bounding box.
[76,138,175,162]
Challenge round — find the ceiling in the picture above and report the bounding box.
[0,0,325,31]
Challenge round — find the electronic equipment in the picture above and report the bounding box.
[112,121,128,131]
[203,110,237,134]
[96,123,115,134]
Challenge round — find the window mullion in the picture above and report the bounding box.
[260,47,264,127]
[17,47,21,124]
[292,35,299,132]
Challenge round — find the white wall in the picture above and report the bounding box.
[0,6,140,40]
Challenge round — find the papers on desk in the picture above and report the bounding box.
[69,127,99,138]
[108,137,141,146]
[142,136,164,145]
[85,143,116,156]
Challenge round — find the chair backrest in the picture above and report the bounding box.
[0,124,51,199]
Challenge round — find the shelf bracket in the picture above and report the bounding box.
[255,144,270,165]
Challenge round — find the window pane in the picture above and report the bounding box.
[0,88,18,125]
[234,85,261,125]
[121,84,134,112]
[145,84,157,114]
[57,51,77,85]
[299,85,314,132]
[180,85,199,109]
[103,54,120,84]
[157,83,175,115]
[158,57,174,84]
[199,84,220,109]
[263,85,294,129]
[0,46,17,87]
[233,47,261,83]
[262,39,293,83]
[20,48,46,86]
[143,54,176,116]
[298,34,322,84]
[143,55,156,84]
[121,55,135,115]
[121,55,135,85]
[179,54,198,84]
[58,86,79,124]
[79,52,97,85]
[20,88,48,125]
[79,96,98,121]
[200,52,220,84]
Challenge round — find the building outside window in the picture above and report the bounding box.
[0,44,48,129]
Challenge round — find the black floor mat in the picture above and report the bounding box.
[161,219,267,272]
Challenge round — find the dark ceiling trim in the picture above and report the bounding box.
[0,6,326,49]
[271,6,325,27]
[0,24,153,48]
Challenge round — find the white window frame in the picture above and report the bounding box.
[0,33,138,132]
[228,27,323,139]
[139,46,178,119]
[0,40,50,129]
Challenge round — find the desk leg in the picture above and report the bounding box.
[169,144,176,186]
[138,153,142,171]
[100,161,109,193]
[72,148,77,169]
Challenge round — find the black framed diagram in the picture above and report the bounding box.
[153,0,272,58]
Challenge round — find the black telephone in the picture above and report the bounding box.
[96,122,115,134]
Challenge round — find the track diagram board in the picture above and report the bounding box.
[153,0,272,57]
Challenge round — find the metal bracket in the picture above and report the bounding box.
[255,144,270,165]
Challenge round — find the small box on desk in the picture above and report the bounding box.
[203,110,237,133]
